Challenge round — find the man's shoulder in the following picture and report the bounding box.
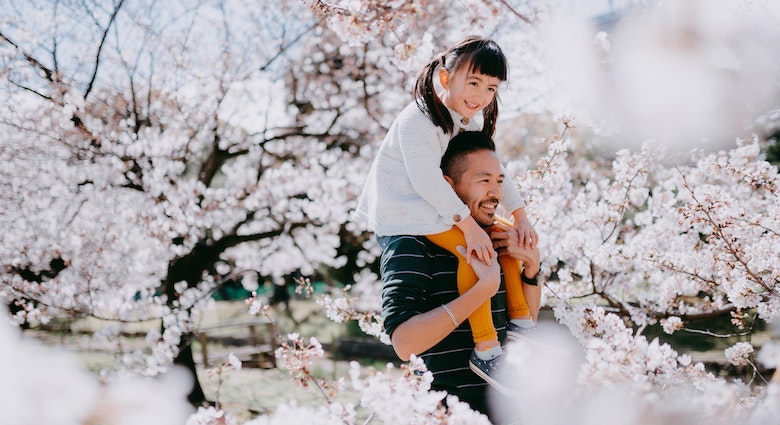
[383,235,448,257]
[386,234,424,247]
[380,236,455,272]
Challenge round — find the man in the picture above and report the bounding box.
[381,131,542,421]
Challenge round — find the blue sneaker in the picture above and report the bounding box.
[506,321,537,342]
[506,322,571,357]
[468,350,520,397]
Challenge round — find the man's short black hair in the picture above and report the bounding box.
[440,131,497,183]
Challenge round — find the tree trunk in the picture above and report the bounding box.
[174,334,208,406]
[162,241,219,406]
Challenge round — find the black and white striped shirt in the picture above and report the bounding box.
[381,235,508,414]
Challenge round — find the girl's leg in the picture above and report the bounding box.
[426,228,498,344]
[490,216,531,321]
[497,253,530,320]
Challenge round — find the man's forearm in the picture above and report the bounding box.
[390,275,499,361]
[523,282,542,322]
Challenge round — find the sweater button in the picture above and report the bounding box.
[453,214,461,222]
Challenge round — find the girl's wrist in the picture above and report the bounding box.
[454,214,477,230]
[511,207,528,222]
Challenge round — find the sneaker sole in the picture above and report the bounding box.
[469,360,522,399]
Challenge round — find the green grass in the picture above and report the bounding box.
[25,299,368,419]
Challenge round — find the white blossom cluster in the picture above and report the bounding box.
[305,0,534,79]
[307,0,433,47]
[316,288,390,344]
[349,356,492,425]
[508,134,779,335]
[275,332,326,388]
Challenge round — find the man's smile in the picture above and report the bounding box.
[479,198,499,214]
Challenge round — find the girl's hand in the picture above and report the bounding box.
[513,215,538,250]
[455,216,495,265]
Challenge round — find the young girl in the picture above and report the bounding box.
[355,36,538,384]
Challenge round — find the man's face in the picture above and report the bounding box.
[449,150,504,227]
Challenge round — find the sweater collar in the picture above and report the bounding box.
[446,105,482,133]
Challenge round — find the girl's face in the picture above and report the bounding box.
[439,64,500,121]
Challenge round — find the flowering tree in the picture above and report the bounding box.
[0,0,403,403]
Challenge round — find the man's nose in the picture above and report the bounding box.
[488,183,503,198]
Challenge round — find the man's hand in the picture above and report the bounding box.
[455,245,500,295]
[490,222,541,277]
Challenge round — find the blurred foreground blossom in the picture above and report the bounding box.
[0,314,99,425]
[0,307,192,425]
[350,356,492,425]
[542,0,780,154]
[186,406,239,425]
[244,400,356,425]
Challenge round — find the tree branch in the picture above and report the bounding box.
[0,30,58,83]
[680,171,777,294]
[496,0,534,26]
[260,20,322,73]
[84,0,126,99]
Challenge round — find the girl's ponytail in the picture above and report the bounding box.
[413,55,454,135]
[482,97,499,138]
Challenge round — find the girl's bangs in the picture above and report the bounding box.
[467,46,508,81]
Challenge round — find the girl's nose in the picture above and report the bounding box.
[480,89,494,104]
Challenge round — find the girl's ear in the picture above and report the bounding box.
[439,68,450,89]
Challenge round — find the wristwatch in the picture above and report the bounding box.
[521,265,541,286]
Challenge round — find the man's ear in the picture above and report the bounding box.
[439,68,450,89]
[443,174,455,188]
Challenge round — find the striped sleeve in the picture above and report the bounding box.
[380,236,433,338]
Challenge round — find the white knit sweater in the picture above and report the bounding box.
[354,102,526,236]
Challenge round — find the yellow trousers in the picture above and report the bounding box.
[426,215,529,343]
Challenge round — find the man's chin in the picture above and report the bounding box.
[475,213,495,227]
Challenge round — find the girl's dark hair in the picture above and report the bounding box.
[413,35,508,137]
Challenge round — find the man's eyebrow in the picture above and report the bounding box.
[473,171,504,178]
